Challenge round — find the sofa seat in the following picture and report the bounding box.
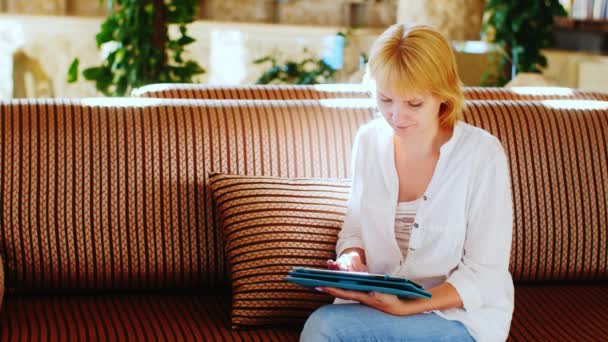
[510,284,608,341]
[1,284,606,341]
[0,293,301,341]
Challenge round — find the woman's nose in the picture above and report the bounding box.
[391,103,410,122]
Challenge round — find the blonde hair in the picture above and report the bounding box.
[364,24,464,127]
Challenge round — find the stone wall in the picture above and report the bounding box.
[397,0,485,41]
[203,0,274,23]
[208,0,397,27]
[6,0,67,15]
[66,0,106,17]
[0,0,397,28]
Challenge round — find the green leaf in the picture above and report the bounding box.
[144,3,154,15]
[253,56,273,64]
[177,35,195,46]
[67,58,80,83]
[82,66,104,80]
[114,48,126,64]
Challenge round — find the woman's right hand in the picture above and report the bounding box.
[327,248,368,272]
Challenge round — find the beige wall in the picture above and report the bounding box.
[0,0,397,27]
[203,0,274,23]
[66,0,106,17]
[275,0,396,27]
[0,15,383,98]
[6,0,67,15]
[397,0,485,41]
[3,0,105,16]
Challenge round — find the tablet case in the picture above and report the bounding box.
[285,267,432,299]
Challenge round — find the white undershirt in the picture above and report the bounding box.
[395,198,421,261]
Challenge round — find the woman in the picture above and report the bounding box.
[300,24,514,342]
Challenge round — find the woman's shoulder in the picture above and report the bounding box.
[457,121,505,157]
[354,117,387,142]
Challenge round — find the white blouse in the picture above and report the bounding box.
[335,118,514,342]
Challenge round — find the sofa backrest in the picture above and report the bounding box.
[0,98,375,294]
[132,84,371,100]
[465,87,608,101]
[133,83,608,102]
[0,98,606,294]
[467,100,608,283]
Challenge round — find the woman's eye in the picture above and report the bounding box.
[409,102,423,107]
[380,98,392,103]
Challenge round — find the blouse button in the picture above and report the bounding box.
[413,223,419,229]
[423,195,428,201]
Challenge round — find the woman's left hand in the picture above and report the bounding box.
[317,287,407,316]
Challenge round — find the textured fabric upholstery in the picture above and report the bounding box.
[208,173,349,328]
[132,83,370,99]
[466,100,608,282]
[0,254,3,311]
[0,286,606,341]
[0,293,302,341]
[0,99,375,293]
[465,87,608,101]
[0,96,607,340]
[133,83,608,101]
[1,99,607,295]
[509,284,608,341]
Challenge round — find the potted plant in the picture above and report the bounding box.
[68,0,205,96]
[482,0,567,86]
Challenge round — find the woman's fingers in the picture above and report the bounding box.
[320,286,368,302]
[327,259,340,270]
[327,255,368,272]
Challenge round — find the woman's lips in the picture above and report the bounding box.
[395,124,413,129]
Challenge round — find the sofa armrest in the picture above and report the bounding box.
[0,253,4,311]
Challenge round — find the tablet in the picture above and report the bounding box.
[285,267,432,299]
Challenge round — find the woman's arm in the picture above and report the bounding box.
[442,145,513,312]
[335,128,367,257]
[318,281,461,316]
[398,282,462,314]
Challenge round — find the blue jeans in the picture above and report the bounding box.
[300,304,475,342]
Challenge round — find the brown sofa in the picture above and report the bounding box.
[0,96,607,341]
[132,83,608,101]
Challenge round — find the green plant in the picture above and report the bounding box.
[68,0,205,96]
[482,0,567,86]
[254,31,352,85]
[253,50,338,85]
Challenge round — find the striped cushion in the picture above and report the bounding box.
[208,173,350,328]
[465,87,608,101]
[0,293,301,340]
[509,284,608,341]
[132,84,370,99]
[0,99,374,293]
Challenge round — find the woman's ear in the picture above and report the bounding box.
[438,101,453,125]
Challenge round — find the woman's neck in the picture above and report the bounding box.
[394,124,453,161]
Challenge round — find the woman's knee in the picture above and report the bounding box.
[300,305,348,342]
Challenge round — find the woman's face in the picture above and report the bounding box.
[376,86,443,139]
